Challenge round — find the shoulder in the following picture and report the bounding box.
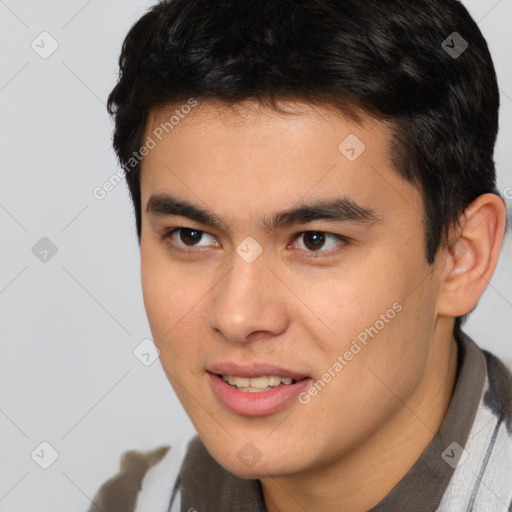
[87,438,193,512]
[134,437,193,512]
[481,346,512,429]
[438,333,512,511]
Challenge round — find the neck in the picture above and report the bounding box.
[261,326,459,512]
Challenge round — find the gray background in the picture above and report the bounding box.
[1,1,511,510]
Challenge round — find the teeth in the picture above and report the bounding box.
[267,376,281,386]
[249,376,269,389]
[234,376,250,387]
[221,375,295,390]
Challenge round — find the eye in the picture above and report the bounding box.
[291,231,349,255]
[164,228,218,250]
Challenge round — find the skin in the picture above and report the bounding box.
[139,100,506,511]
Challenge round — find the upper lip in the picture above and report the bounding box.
[207,363,310,381]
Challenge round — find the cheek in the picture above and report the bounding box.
[140,254,213,369]
[297,249,432,375]
[141,262,178,336]
[294,262,400,347]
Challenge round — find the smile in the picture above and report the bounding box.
[221,374,295,392]
[208,372,311,416]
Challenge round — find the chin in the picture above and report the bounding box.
[221,457,291,479]
[203,439,304,480]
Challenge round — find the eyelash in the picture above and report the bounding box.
[160,228,350,258]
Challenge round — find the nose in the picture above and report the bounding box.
[207,256,289,343]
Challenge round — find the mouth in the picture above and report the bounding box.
[207,364,312,416]
[219,374,302,392]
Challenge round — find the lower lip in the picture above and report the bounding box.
[208,373,311,416]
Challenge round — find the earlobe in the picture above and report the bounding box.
[437,193,506,316]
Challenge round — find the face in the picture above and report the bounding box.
[139,100,445,478]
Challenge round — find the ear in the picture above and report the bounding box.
[437,193,506,318]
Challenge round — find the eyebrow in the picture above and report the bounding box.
[146,193,381,232]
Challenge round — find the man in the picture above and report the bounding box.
[92,0,512,510]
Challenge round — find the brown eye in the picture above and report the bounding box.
[179,229,203,246]
[165,228,218,252]
[303,232,326,251]
[293,231,349,255]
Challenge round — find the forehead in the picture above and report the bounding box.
[140,100,423,228]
